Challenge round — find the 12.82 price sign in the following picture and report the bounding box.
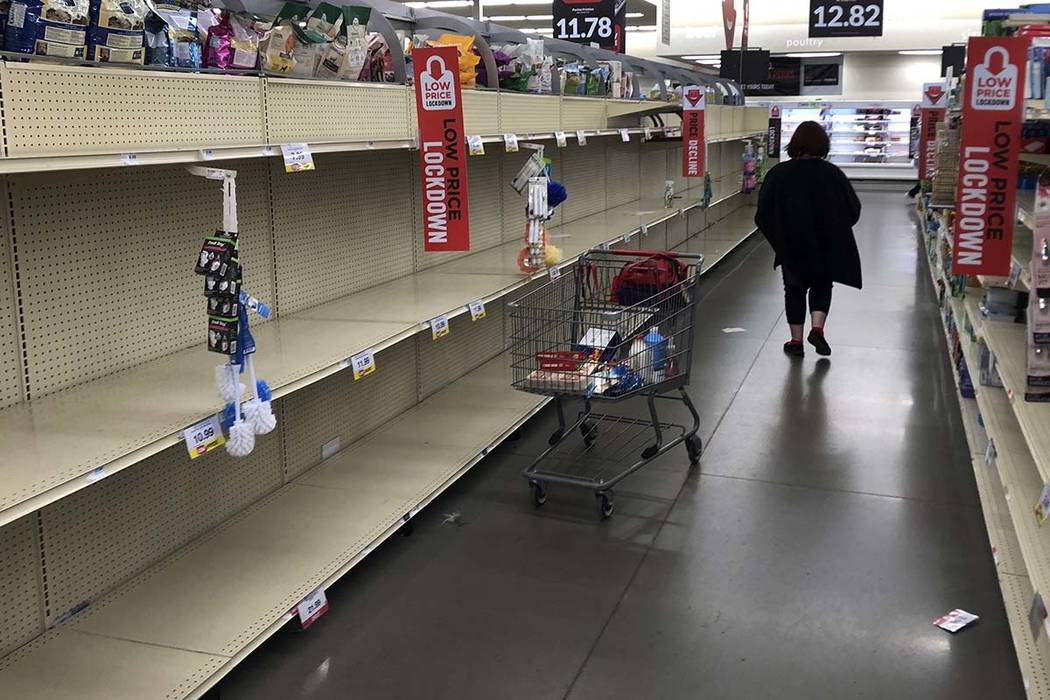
[553,0,626,53]
[809,0,883,38]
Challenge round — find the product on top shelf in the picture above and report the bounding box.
[143,0,200,68]
[86,0,145,63]
[5,0,90,57]
[314,5,368,80]
[202,9,265,70]
[418,33,479,87]
[258,1,319,75]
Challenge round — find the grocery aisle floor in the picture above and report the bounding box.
[220,185,1026,700]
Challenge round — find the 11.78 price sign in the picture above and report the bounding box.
[553,0,626,53]
[809,0,883,38]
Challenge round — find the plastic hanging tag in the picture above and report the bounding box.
[468,299,486,321]
[555,131,567,147]
[619,128,630,143]
[281,143,315,173]
[468,135,485,156]
[504,133,520,152]
[351,349,376,380]
[643,127,653,141]
[430,314,450,339]
[183,414,225,459]
[548,265,562,281]
[576,130,588,146]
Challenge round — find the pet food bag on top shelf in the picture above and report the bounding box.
[203,9,265,70]
[143,0,200,68]
[87,0,145,64]
[425,33,479,87]
[259,1,324,76]
[315,5,369,80]
[5,0,90,58]
[306,1,340,40]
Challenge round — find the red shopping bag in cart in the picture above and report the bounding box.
[610,252,688,307]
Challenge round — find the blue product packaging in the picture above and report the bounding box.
[5,0,89,56]
[644,328,666,375]
[88,0,144,63]
[143,0,199,68]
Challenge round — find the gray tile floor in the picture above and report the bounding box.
[219,185,1026,700]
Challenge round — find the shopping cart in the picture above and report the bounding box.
[507,249,704,520]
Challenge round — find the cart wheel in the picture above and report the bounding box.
[580,420,598,448]
[596,492,614,520]
[686,435,703,467]
[548,429,564,446]
[530,481,547,507]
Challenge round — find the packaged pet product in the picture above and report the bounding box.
[364,30,394,82]
[203,10,261,70]
[259,2,322,76]
[0,0,11,43]
[427,33,479,86]
[305,1,340,40]
[6,0,90,57]
[143,0,200,68]
[315,5,369,80]
[87,0,144,64]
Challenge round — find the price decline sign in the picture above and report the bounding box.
[682,86,705,179]
[953,36,1029,276]
[918,82,948,182]
[413,46,471,252]
[809,0,883,38]
[553,0,626,53]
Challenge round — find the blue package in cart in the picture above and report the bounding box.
[5,0,89,56]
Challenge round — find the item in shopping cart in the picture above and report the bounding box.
[574,328,621,364]
[5,0,89,55]
[611,253,688,306]
[644,328,667,383]
[602,364,643,397]
[87,0,145,64]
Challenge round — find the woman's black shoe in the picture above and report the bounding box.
[783,340,804,357]
[808,329,832,356]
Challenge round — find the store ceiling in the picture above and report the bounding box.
[393,0,657,36]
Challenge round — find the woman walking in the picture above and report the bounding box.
[755,121,863,357]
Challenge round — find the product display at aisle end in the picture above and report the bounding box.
[917,13,1050,693]
[0,2,766,693]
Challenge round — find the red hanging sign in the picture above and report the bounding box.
[682,86,705,178]
[413,46,470,252]
[953,36,1029,276]
[918,81,947,181]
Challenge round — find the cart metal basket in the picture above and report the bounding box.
[507,249,704,519]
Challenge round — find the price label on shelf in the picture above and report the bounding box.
[262,146,275,156]
[622,233,632,244]
[640,223,648,236]
[468,299,486,321]
[120,153,139,166]
[281,143,315,173]
[1008,261,1023,288]
[430,314,450,340]
[182,414,225,459]
[296,587,329,630]
[350,349,376,380]
[548,265,562,281]
[555,131,567,148]
[504,133,519,153]
[619,128,631,143]
[1036,482,1050,525]
[199,148,215,161]
[467,135,485,156]
[985,438,996,467]
[643,127,653,141]
[599,240,611,251]
[576,130,588,146]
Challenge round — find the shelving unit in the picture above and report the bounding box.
[0,13,766,693]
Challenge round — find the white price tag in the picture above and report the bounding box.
[262,145,275,156]
[640,223,648,236]
[430,314,450,340]
[120,153,139,165]
[548,265,562,281]
[1008,261,1023,288]
[599,240,612,251]
[985,438,996,467]
[296,588,329,630]
[663,126,672,137]
[576,130,588,146]
[1037,482,1050,525]
[555,131,567,147]
[281,143,315,173]
[350,349,376,380]
[619,128,631,143]
[468,299,486,321]
[183,414,225,459]
[622,233,632,244]
[643,127,653,141]
[504,133,519,152]
[200,148,215,161]
[467,135,485,156]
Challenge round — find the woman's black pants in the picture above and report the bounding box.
[782,267,832,325]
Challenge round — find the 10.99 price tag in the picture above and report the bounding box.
[183,414,225,459]
[350,349,376,380]
[281,143,315,173]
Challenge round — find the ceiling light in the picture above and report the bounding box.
[489,14,527,20]
[898,49,943,55]
[626,25,657,32]
[526,14,552,20]
[784,52,842,58]
[406,1,472,7]
[682,54,720,60]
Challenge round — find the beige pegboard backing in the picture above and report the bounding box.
[499,93,561,135]
[462,90,500,136]
[746,106,769,134]
[0,63,266,157]
[0,183,23,409]
[0,514,43,658]
[418,303,504,400]
[639,221,667,250]
[415,150,503,271]
[606,140,641,209]
[271,151,414,314]
[39,431,283,626]
[9,158,273,398]
[265,79,411,145]
[640,144,671,200]
[999,572,1050,699]
[559,142,608,225]
[501,150,529,243]
[561,96,607,132]
[665,210,690,249]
